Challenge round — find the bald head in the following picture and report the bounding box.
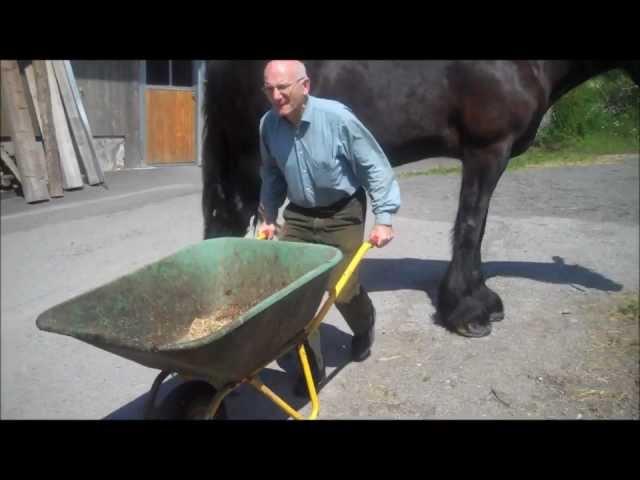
[264,60,307,80]
[262,60,311,125]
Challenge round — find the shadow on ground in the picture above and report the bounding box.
[359,255,622,302]
[104,323,353,420]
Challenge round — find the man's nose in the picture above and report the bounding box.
[272,89,284,101]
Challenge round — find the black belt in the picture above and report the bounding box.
[288,188,365,218]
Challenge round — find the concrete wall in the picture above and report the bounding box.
[70,60,144,168]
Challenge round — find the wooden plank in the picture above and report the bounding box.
[46,60,83,190]
[0,60,50,203]
[23,63,43,136]
[33,60,64,197]
[1,91,12,137]
[64,60,105,185]
[52,60,100,185]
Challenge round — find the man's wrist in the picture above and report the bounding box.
[374,213,393,226]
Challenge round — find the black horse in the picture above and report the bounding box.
[202,60,639,337]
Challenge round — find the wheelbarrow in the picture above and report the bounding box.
[36,237,372,420]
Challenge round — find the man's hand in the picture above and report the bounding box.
[258,222,277,240]
[369,224,394,248]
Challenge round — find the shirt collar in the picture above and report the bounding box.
[300,95,314,125]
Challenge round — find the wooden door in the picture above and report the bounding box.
[146,88,195,164]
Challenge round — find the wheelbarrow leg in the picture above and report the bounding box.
[248,376,305,420]
[144,370,172,419]
[246,343,319,420]
[296,343,320,418]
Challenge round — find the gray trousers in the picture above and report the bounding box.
[280,188,374,374]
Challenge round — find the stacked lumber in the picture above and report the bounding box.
[0,60,105,204]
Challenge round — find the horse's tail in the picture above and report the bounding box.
[201,62,226,238]
[201,61,264,239]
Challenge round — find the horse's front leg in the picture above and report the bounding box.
[438,144,509,337]
[473,211,505,322]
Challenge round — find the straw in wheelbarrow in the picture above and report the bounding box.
[180,304,246,341]
[178,292,280,342]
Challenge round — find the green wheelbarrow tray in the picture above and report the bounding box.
[36,238,343,393]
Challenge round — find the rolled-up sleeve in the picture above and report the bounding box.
[342,115,401,225]
[259,118,287,223]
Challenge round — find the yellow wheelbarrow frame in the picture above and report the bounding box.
[197,238,373,420]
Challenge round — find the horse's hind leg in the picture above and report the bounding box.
[438,143,510,337]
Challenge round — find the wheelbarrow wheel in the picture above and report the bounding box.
[156,381,228,420]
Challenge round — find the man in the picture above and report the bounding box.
[258,60,400,396]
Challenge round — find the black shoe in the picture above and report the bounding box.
[293,368,326,397]
[351,307,376,362]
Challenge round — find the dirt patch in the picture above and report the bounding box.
[558,292,639,418]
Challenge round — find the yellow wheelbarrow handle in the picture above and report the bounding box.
[254,232,372,420]
[256,231,372,331]
[306,241,372,335]
[295,241,372,419]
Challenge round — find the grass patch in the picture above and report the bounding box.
[396,134,637,179]
[397,166,461,178]
[509,132,638,171]
[610,293,639,323]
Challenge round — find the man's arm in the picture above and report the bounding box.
[342,114,401,228]
[259,118,287,226]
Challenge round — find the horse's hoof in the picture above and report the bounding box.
[456,321,492,338]
[489,311,504,322]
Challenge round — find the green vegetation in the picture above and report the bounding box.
[611,293,639,323]
[397,166,460,178]
[512,69,639,170]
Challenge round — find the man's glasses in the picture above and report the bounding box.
[262,77,306,96]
